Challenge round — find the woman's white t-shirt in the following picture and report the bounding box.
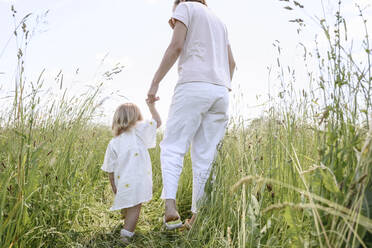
[171,2,231,90]
[101,119,157,211]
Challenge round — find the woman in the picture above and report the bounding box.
[147,0,236,229]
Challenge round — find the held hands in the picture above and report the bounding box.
[146,98,159,107]
[146,84,162,128]
[147,82,160,104]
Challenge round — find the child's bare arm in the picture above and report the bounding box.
[108,173,117,194]
[228,45,236,81]
[146,99,162,128]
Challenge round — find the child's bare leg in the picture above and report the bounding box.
[121,209,127,219]
[123,204,142,233]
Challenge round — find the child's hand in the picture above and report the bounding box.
[146,98,162,128]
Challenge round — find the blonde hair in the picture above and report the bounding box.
[112,103,143,136]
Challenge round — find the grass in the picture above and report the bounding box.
[1,111,371,248]
[1,0,372,247]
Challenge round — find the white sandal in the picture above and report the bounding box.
[120,229,134,244]
[163,216,183,230]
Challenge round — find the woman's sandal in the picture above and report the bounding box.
[182,219,193,230]
[163,216,183,230]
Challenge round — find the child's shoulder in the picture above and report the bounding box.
[136,119,156,128]
[107,137,116,147]
[108,133,133,150]
[110,133,126,144]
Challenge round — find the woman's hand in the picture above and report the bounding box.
[146,97,159,107]
[147,82,160,104]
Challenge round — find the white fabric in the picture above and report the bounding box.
[171,2,231,90]
[160,82,229,213]
[101,119,157,211]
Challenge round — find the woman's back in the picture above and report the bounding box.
[173,2,231,89]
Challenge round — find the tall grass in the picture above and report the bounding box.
[0,8,115,247]
[0,1,371,247]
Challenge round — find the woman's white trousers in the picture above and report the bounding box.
[160,82,229,213]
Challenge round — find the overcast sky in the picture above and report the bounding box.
[0,0,371,125]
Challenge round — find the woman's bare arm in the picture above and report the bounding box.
[147,21,187,103]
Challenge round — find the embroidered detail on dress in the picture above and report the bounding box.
[134,153,139,157]
[125,184,130,188]
[117,175,120,179]
[150,121,153,125]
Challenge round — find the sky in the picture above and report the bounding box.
[0,0,371,125]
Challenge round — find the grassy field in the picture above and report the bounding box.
[1,1,372,247]
[0,105,371,248]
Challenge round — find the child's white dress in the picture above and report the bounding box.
[101,119,157,211]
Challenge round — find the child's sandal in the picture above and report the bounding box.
[120,229,134,244]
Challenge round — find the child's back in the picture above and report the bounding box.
[102,119,157,211]
[101,102,161,244]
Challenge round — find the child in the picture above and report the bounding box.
[101,100,161,243]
